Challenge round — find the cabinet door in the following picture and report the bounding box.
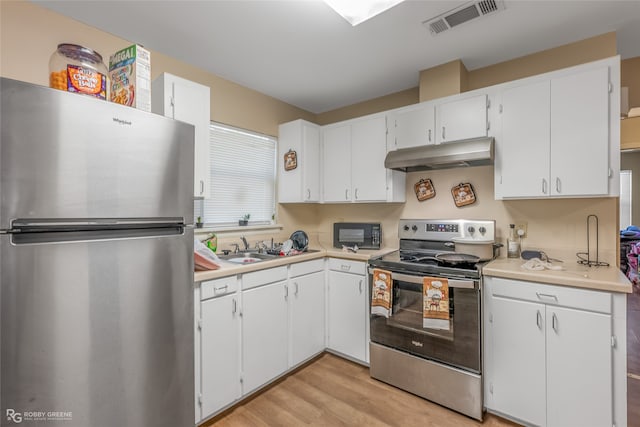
[327,271,366,362]
[322,125,352,202]
[546,305,612,427]
[171,77,211,198]
[290,271,325,367]
[436,94,487,143]
[490,296,546,426]
[302,124,321,202]
[550,67,610,196]
[393,104,435,149]
[351,116,388,202]
[278,120,320,203]
[241,281,288,394]
[498,81,551,198]
[152,74,210,198]
[201,294,240,417]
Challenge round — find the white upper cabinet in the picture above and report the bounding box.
[277,119,321,203]
[152,73,210,198]
[351,116,389,202]
[322,124,352,202]
[435,94,488,143]
[498,80,551,198]
[550,67,610,196]
[389,103,436,149]
[496,57,619,199]
[322,114,405,203]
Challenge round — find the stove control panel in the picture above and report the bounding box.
[399,219,495,242]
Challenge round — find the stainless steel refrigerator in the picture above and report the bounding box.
[0,78,195,427]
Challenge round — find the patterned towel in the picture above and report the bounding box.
[423,277,450,330]
[371,268,392,318]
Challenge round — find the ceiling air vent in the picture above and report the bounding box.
[423,0,505,36]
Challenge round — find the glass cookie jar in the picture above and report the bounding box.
[49,43,108,100]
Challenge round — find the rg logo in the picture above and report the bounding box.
[6,409,23,423]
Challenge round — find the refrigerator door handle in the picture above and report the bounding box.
[9,220,186,245]
[10,217,185,231]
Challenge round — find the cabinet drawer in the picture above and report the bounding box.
[201,276,238,300]
[328,258,366,275]
[242,266,288,290]
[488,277,611,314]
[289,259,324,278]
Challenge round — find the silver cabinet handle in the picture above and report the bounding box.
[542,178,547,194]
[556,177,561,193]
[340,264,351,271]
[428,129,432,142]
[552,313,558,332]
[294,282,299,296]
[345,189,349,200]
[200,180,204,195]
[284,284,288,299]
[358,280,363,294]
[214,285,228,294]
[442,126,446,140]
[536,310,542,329]
[355,188,359,200]
[232,298,237,314]
[306,189,311,200]
[536,292,558,303]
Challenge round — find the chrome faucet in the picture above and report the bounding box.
[240,236,249,251]
[230,243,240,254]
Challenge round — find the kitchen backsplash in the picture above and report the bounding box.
[278,165,619,264]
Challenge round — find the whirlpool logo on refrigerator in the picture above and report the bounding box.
[6,409,73,424]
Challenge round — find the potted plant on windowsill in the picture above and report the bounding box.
[239,214,250,226]
[196,217,204,228]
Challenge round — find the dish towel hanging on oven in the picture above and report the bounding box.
[371,268,393,318]
[423,277,450,330]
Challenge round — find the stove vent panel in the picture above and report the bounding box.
[423,0,505,36]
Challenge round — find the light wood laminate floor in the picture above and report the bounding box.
[203,353,517,427]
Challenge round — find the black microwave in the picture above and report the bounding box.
[333,222,381,249]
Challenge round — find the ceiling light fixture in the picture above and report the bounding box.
[323,0,405,26]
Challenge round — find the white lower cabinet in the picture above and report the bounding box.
[290,268,326,367]
[241,277,289,395]
[201,292,240,417]
[196,257,372,421]
[484,276,617,427]
[327,259,368,363]
[197,276,240,422]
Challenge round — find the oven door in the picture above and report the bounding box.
[369,269,480,373]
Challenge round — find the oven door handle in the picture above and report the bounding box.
[371,269,476,289]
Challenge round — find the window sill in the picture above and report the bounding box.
[194,223,284,237]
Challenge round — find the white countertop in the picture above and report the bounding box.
[483,256,632,294]
[193,246,396,282]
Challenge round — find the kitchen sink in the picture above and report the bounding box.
[218,252,278,264]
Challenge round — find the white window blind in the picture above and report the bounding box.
[201,123,276,226]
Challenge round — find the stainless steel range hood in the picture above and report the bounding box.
[384,137,494,172]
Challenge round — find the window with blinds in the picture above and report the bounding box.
[201,123,276,226]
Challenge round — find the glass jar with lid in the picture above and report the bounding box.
[49,43,108,100]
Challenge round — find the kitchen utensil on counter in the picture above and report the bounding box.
[289,230,309,251]
[521,250,563,263]
[413,252,480,266]
[449,238,501,261]
[576,214,609,267]
[281,239,294,255]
